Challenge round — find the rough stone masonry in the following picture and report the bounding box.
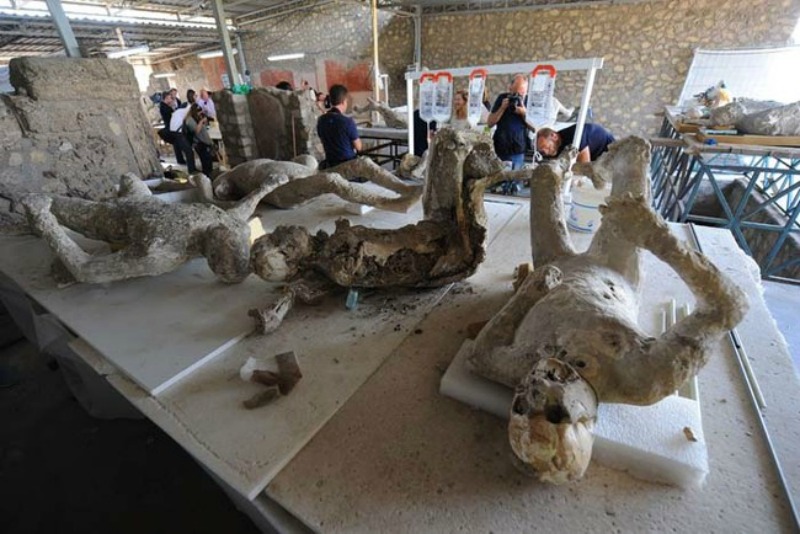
[0,57,160,229]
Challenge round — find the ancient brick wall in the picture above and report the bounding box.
[213,87,323,164]
[0,58,160,226]
[212,91,256,166]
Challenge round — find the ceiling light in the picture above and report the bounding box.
[197,48,238,59]
[107,45,150,58]
[153,73,176,78]
[267,52,305,61]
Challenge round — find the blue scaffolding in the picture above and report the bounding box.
[650,109,800,283]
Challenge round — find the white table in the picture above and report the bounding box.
[1,194,797,533]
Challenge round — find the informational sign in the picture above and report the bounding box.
[221,73,231,90]
[467,68,488,127]
[418,72,436,123]
[526,64,557,128]
[432,71,454,124]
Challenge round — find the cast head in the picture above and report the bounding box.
[187,89,196,104]
[249,226,314,282]
[508,358,598,484]
[203,225,251,284]
[199,87,210,101]
[161,91,174,107]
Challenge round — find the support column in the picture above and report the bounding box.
[413,4,421,70]
[371,0,380,102]
[44,0,81,58]
[211,0,239,87]
[234,33,248,82]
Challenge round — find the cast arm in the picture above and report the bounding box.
[597,194,749,404]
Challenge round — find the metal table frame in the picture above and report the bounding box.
[650,109,800,282]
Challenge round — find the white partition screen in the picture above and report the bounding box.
[678,46,800,105]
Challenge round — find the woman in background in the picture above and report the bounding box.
[449,90,474,131]
[184,103,214,176]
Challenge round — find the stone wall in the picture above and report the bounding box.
[148,55,225,97]
[212,91,256,166]
[213,87,324,164]
[248,87,323,161]
[238,2,400,95]
[147,0,798,145]
[418,0,800,136]
[0,58,160,226]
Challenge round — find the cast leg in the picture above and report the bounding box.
[118,173,153,198]
[23,195,185,283]
[528,161,575,265]
[225,174,290,222]
[331,157,421,195]
[583,136,653,285]
[266,173,421,213]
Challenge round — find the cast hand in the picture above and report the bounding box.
[515,105,527,117]
[500,98,510,110]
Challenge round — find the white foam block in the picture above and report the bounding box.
[343,203,375,216]
[441,340,708,488]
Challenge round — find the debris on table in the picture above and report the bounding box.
[240,351,303,409]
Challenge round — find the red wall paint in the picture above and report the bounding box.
[199,57,226,91]
[259,69,295,88]
[324,60,372,92]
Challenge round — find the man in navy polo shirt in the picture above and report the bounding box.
[317,84,362,168]
[487,74,536,194]
[536,123,615,163]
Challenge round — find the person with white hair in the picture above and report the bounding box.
[196,87,217,120]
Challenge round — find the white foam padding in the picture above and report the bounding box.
[440,340,709,488]
[343,203,375,216]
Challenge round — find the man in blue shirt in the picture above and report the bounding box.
[317,84,362,168]
[536,123,615,163]
[487,74,536,194]
[488,74,535,170]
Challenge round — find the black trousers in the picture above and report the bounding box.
[159,128,196,171]
[194,142,214,177]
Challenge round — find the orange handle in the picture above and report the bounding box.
[435,71,453,82]
[469,68,488,80]
[419,73,436,83]
[531,64,557,78]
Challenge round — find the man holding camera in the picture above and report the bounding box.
[488,74,535,167]
[487,74,535,194]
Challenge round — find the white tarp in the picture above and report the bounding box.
[678,46,800,105]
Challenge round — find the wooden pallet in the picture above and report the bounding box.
[696,132,800,148]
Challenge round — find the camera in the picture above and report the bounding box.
[507,95,522,109]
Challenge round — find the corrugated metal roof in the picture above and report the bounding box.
[0,0,621,63]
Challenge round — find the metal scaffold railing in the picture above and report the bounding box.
[649,111,800,283]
